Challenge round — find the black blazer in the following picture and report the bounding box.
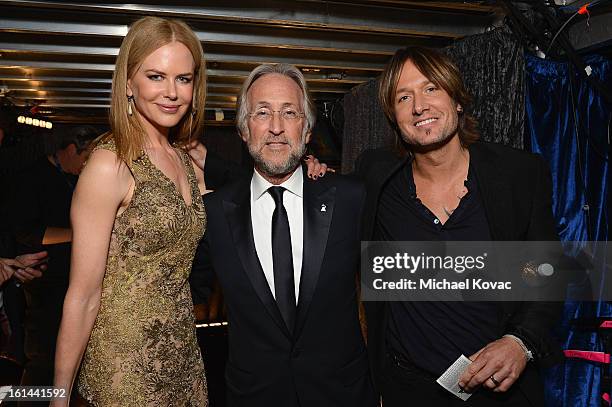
[356,141,563,400]
[191,167,376,407]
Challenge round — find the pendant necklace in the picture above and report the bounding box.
[442,153,469,217]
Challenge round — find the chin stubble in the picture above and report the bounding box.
[249,142,306,178]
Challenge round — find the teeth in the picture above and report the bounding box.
[415,118,436,127]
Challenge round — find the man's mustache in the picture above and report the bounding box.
[262,136,292,146]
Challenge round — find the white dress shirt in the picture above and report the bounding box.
[251,168,303,303]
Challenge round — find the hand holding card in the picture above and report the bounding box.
[436,354,473,401]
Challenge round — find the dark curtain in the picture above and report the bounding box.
[341,25,525,173]
[341,79,395,173]
[203,125,246,166]
[444,27,525,150]
[525,52,611,407]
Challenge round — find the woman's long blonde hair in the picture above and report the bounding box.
[103,16,206,164]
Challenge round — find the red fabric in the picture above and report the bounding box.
[600,320,612,328]
[578,4,590,15]
[564,349,610,364]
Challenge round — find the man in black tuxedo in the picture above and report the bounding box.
[358,47,563,406]
[191,63,375,407]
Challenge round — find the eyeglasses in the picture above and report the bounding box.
[248,108,305,122]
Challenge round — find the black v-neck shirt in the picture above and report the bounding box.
[373,159,503,376]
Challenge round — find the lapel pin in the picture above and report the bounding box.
[320,204,327,212]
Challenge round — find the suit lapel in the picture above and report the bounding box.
[223,179,291,338]
[363,156,408,239]
[294,175,336,339]
[470,144,514,241]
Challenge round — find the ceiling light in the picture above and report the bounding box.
[16,115,53,129]
[215,109,224,121]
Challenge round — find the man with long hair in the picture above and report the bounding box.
[359,47,562,406]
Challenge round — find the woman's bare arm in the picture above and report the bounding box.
[52,149,132,405]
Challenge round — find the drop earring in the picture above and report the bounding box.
[127,95,134,116]
[189,93,197,137]
[189,109,195,138]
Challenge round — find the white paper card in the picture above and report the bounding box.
[436,354,473,401]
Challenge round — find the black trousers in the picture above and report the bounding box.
[20,283,66,385]
[381,352,540,407]
[15,282,67,407]
[2,280,26,365]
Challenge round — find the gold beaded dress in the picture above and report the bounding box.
[77,140,208,406]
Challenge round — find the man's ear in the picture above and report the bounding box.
[239,130,248,143]
[304,130,312,145]
[457,104,463,113]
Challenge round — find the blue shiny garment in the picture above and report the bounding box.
[525,52,610,407]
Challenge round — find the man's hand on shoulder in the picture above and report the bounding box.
[187,140,207,172]
[304,155,335,179]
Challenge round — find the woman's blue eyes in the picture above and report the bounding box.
[146,75,192,83]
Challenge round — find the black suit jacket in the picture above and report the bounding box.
[191,167,376,407]
[356,141,563,402]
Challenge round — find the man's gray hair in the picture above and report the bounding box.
[236,63,316,138]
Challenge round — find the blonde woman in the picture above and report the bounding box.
[53,17,208,406]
